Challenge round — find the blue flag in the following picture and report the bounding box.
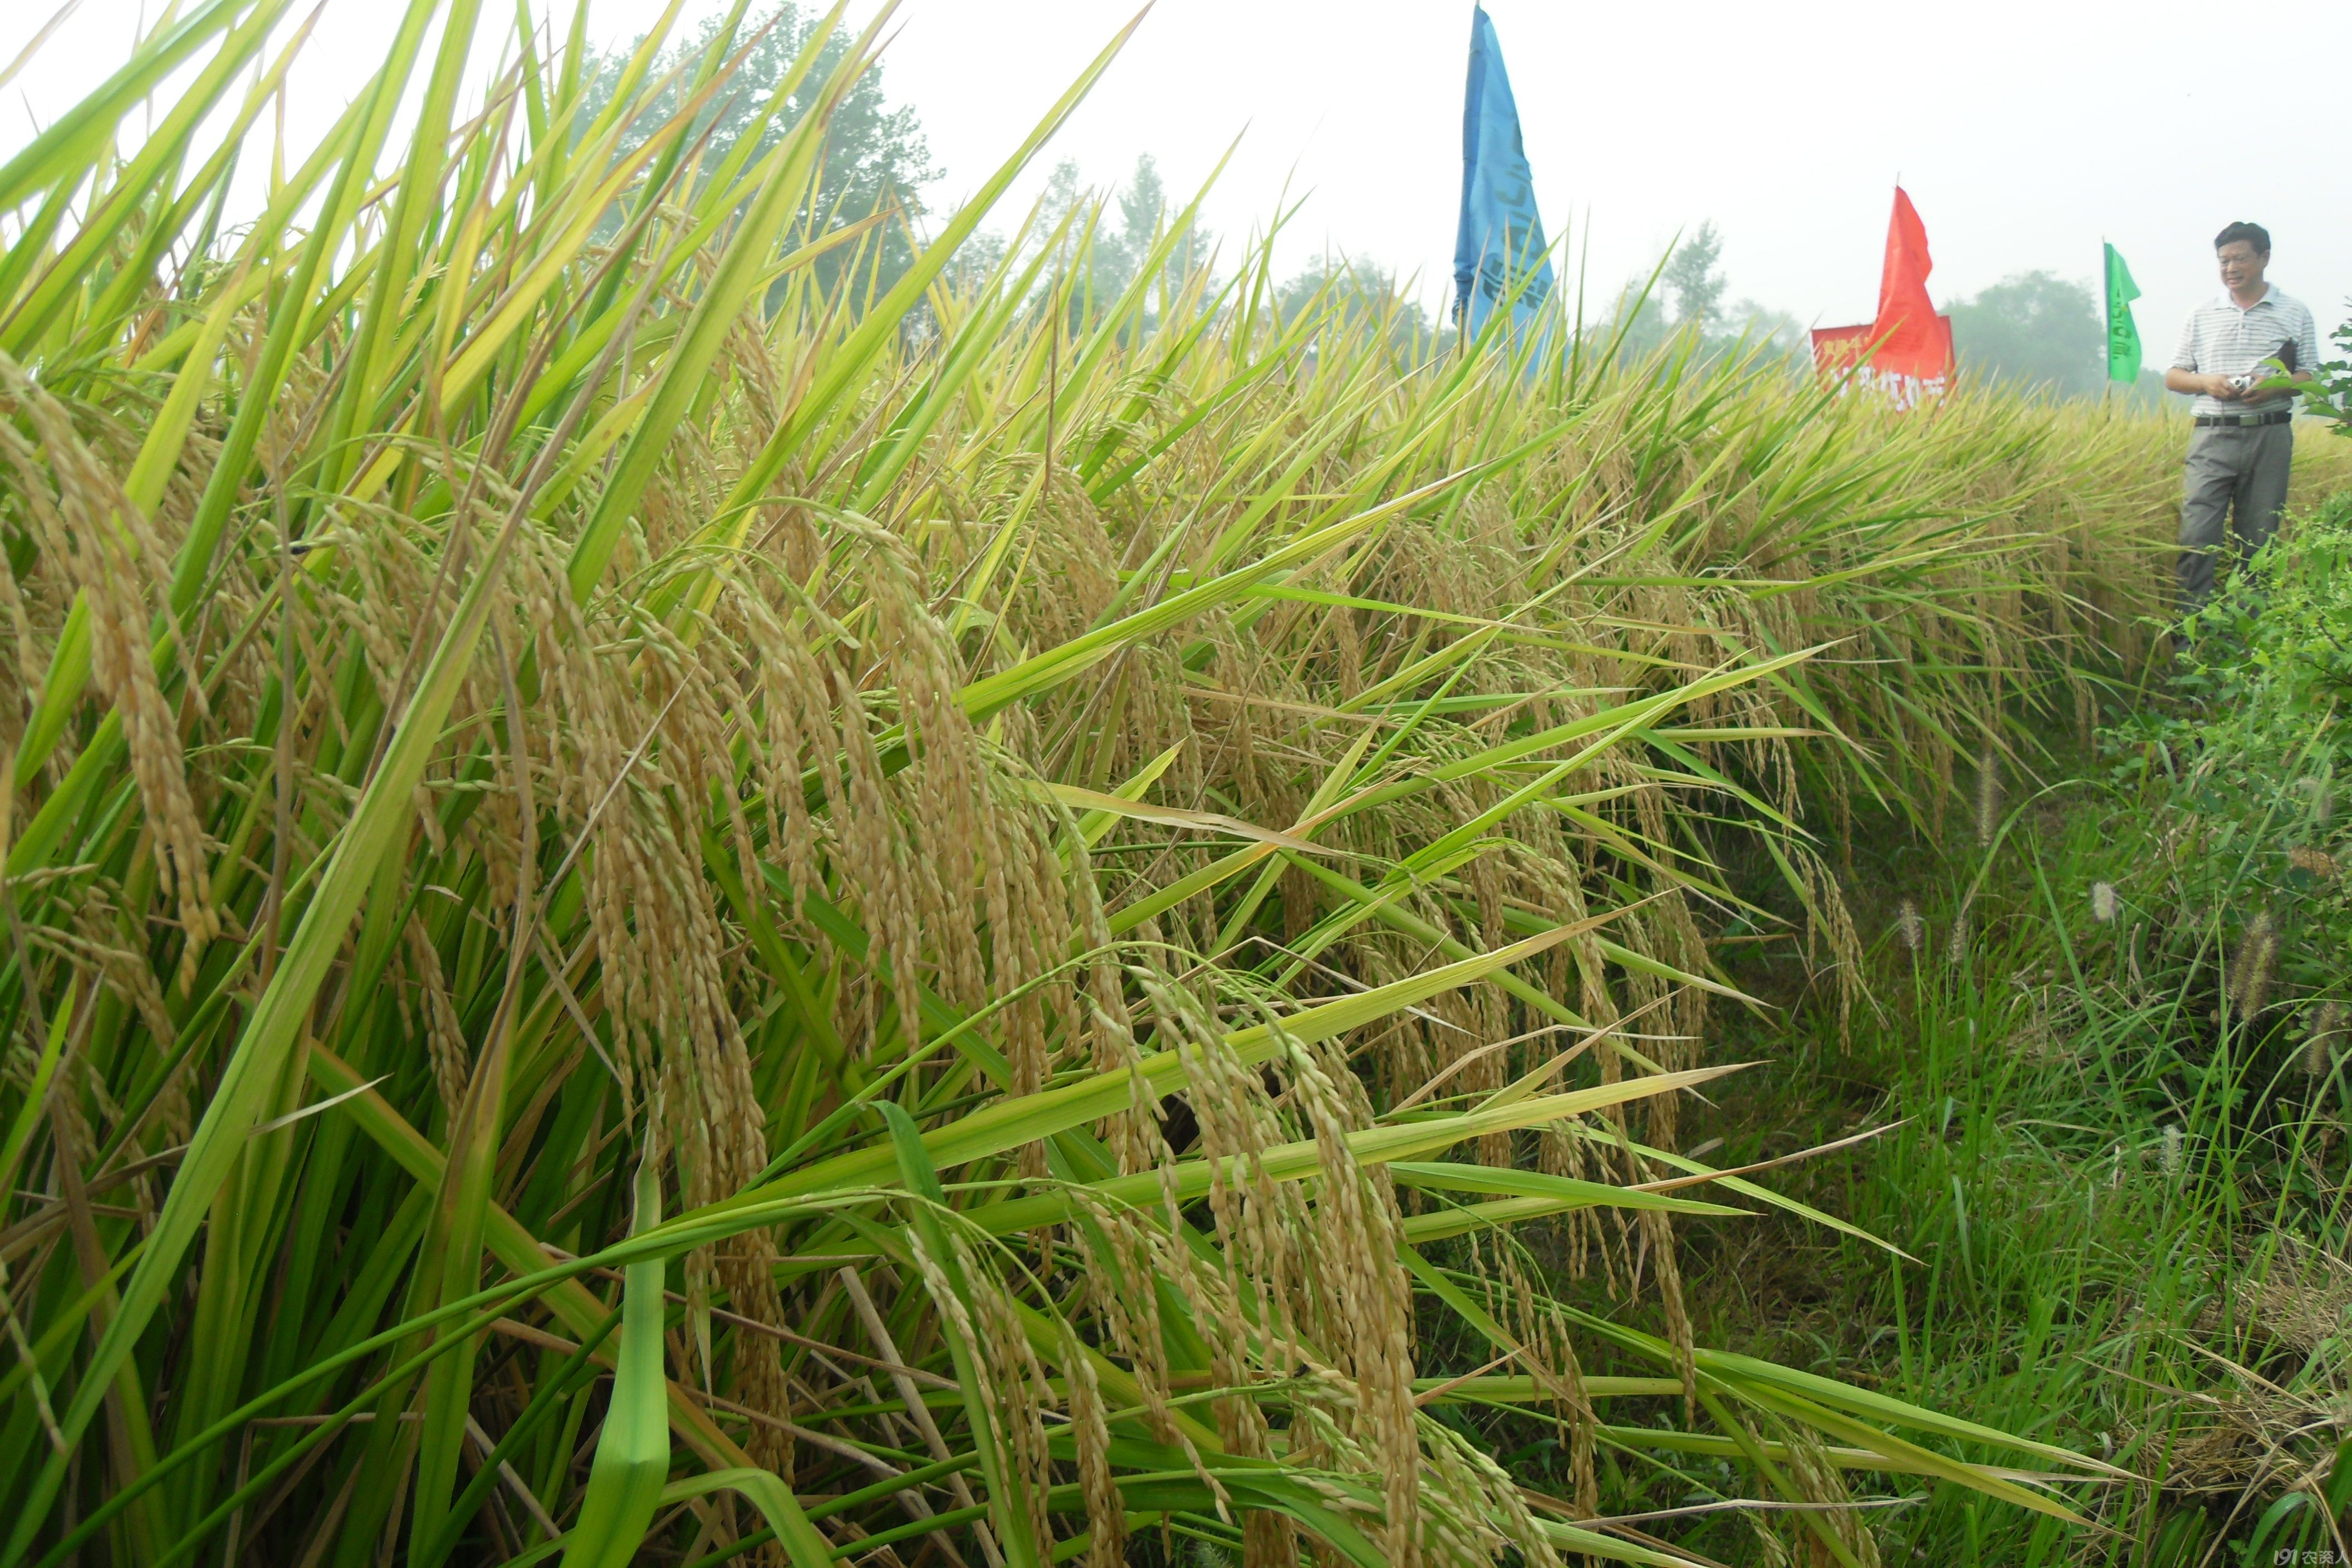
[1453,6,1554,340]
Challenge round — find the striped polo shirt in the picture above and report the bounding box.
[2169,285,2322,418]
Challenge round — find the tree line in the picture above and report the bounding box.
[604,2,2167,401]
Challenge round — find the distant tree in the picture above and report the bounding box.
[1663,220,1726,331]
[1116,155,1167,271]
[586,2,935,300]
[1111,155,1213,313]
[1024,155,1213,328]
[1035,159,1086,237]
[1599,288,1670,360]
[1596,247,1810,371]
[1947,271,2106,398]
[1727,297,1807,354]
[1274,253,1433,360]
[1025,158,1089,291]
[934,220,1007,296]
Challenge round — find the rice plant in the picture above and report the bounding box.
[0,2,2269,1564]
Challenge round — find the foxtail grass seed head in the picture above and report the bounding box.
[2307,1003,2344,1078]
[1895,899,1923,954]
[2299,773,2335,829]
[2230,911,2279,1021]
[1946,905,1969,964]
[2161,1124,2184,1180]
[1975,742,2001,848]
[2090,881,2118,924]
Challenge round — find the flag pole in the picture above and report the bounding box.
[1452,0,1473,366]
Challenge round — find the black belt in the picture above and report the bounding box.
[2194,409,2292,427]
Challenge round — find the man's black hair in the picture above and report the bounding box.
[2215,220,2272,254]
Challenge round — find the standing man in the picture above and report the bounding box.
[2164,221,2321,614]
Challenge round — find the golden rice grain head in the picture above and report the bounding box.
[402,916,471,1118]
[1770,1415,1883,1568]
[0,361,212,958]
[1790,842,1861,1045]
[828,663,923,1051]
[1059,1319,1125,1568]
[972,1262,1055,1561]
[1242,1510,1298,1568]
[1639,1203,1698,1422]
[1494,1247,1599,1515]
[0,526,38,753]
[1078,1203,1178,1442]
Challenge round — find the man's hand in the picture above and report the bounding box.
[2238,369,2312,406]
[2166,366,2241,399]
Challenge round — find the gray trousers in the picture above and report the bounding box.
[2178,422,2292,612]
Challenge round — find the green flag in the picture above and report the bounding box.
[2104,242,2143,385]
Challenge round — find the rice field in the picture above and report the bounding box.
[3,4,2347,1566]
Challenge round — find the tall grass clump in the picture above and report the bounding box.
[0,2,2244,1564]
[1670,462,2352,1566]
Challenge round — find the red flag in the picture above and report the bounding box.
[1870,187,1952,379]
[1811,186,1954,384]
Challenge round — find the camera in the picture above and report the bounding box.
[2228,339,2298,394]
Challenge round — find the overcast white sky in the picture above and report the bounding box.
[6,0,2349,351]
